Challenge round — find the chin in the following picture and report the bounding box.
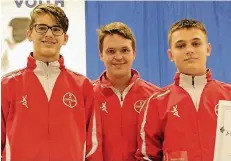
[41,49,57,55]
[183,67,204,76]
[112,71,127,78]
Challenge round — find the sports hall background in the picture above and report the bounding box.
[1,1,231,87]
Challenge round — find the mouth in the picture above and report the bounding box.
[41,41,56,45]
[184,58,198,61]
[112,63,126,66]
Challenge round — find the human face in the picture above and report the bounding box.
[100,34,136,79]
[168,28,211,76]
[27,14,68,62]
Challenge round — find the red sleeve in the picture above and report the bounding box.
[1,78,10,155]
[84,79,103,161]
[1,109,7,154]
[136,95,163,161]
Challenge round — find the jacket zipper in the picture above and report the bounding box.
[192,76,195,88]
[120,94,123,102]
[46,69,50,139]
[46,68,50,160]
[192,76,198,108]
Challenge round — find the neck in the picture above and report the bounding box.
[33,52,60,63]
[106,72,132,93]
[180,68,207,77]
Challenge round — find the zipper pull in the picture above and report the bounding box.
[192,76,195,88]
[121,95,123,102]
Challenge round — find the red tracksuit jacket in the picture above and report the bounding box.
[1,54,102,161]
[93,69,160,161]
[136,71,231,161]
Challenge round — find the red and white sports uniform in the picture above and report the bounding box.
[94,69,160,161]
[1,54,102,161]
[136,71,231,161]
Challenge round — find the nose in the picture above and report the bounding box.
[185,45,194,55]
[114,51,123,60]
[45,28,54,37]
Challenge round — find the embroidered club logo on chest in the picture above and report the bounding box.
[63,92,77,108]
[134,100,145,113]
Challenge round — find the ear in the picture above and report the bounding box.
[26,29,32,42]
[99,51,104,62]
[206,43,211,56]
[167,48,174,62]
[63,34,69,46]
[133,49,136,60]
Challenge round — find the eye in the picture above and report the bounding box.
[37,25,47,31]
[192,41,201,47]
[176,44,185,49]
[53,27,62,32]
[106,49,115,55]
[121,48,130,53]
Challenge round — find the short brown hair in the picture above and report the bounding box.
[97,22,136,53]
[168,18,207,46]
[29,4,69,32]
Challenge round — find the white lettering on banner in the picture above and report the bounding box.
[14,0,64,8]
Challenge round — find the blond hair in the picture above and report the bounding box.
[29,4,69,32]
[168,19,207,46]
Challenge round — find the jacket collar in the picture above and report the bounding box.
[27,52,65,75]
[99,69,140,88]
[174,69,212,88]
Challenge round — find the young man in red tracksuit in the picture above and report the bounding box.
[136,19,231,161]
[1,4,102,161]
[93,22,160,161]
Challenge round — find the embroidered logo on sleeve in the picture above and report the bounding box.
[19,95,29,108]
[171,105,180,118]
[63,92,77,108]
[100,102,108,113]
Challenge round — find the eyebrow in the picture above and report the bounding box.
[105,47,115,50]
[37,24,61,27]
[191,38,202,41]
[106,46,129,50]
[121,46,129,48]
[175,37,202,44]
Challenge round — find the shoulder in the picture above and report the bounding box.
[211,80,231,92]
[144,84,174,111]
[65,69,87,78]
[65,69,91,82]
[1,68,25,85]
[1,68,26,97]
[150,86,171,101]
[65,69,93,88]
[91,79,100,87]
[136,79,160,93]
[139,79,160,89]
